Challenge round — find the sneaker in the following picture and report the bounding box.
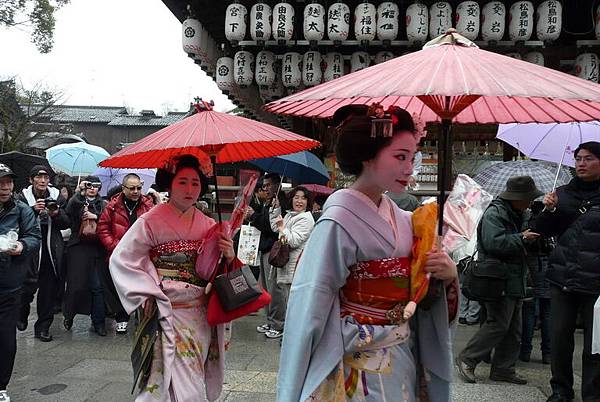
[489,372,527,385]
[265,329,283,339]
[256,324,271,333]
[454,356,476,383]
[0,389,11,402]
[116,321,128,334]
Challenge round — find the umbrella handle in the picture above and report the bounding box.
[552,130,572,192]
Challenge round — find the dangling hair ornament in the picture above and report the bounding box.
[411,113,427,141]
[367,103,394,138]
[163,154,214,178]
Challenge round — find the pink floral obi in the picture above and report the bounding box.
[342,257,412,325]
[150,240,207,287]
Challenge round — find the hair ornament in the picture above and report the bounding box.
[367,103,394,138]
[163,154,214,178]
[411,113,427,141]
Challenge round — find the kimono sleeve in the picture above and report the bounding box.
[277,218,357,402]
[109,216,169,317]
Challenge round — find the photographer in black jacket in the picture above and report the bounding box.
[533,142,600,402]
[16,166,70,342]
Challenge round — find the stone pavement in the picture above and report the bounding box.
[9,311,585,401]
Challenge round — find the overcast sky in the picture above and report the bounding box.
[0,0,235,114]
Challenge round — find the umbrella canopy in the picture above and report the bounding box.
[497,122,600,168]
[46,142,109,176]
[100,106,320,169]
[92,167,156,197]
[0,151,55,191]
[248,151,329,185]
[473,160,572,197]
[265,30,600,124]
[301,183,334,196]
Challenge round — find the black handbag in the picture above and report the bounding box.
[268,238,290,268]
[131,301,160,394]
[213,264,263,312]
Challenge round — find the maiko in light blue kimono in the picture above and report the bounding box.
[277,189,457,402]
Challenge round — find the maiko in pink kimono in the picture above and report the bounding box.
[109,155,236,401]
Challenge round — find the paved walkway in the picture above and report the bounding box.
[9,312,585,401]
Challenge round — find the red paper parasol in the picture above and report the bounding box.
[265,29,600,235]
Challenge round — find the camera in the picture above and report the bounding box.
[44,198,58,212]
[84,182,93,189]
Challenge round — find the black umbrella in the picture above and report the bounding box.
[0,151,56,192]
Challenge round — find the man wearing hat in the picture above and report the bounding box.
[0,163,41,402]
[15,166,70,342]
[533,141,600,402]
[456,176,542,386]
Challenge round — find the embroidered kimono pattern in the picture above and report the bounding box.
[109,204,228,402]
[277,190,457,402]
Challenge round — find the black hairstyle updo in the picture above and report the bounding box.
[333,105,416,176]
[155,154,210,196]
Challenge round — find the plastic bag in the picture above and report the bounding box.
[0,230,18,252]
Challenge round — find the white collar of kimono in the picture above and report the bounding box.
[344,188,399,244]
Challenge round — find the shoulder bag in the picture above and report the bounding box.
[268,237,290,268]
[79,203,98,241]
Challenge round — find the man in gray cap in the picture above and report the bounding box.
[456,176,542,386]
[0,163,41,402]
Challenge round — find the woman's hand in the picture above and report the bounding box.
[82,211,97,220]
[218,232,235,264]
[424,250,458,283]
[275,215,284,232]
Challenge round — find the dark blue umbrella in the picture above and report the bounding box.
[249,151,329,184]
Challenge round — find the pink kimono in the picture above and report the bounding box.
[109,203,228,402]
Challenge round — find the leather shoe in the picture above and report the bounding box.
[94,326,107,337]
[16,321,27,331]
[34,331,53,342]
[63,318,73,331]
[454,356,476,383]
[489,372,527,385]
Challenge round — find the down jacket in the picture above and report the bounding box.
[269,208,315,285]
[532,177,600,295]
[97,193,154,257]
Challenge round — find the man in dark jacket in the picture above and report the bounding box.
[456,176,542,386]
[250,173,288,339]
[0,163,41,402]
[97,173,153,334]
[532,141,600,402]
[16,166,70,342]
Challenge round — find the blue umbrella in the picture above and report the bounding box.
[46,142,109,176]
[92,167,157,197]
[249,151,329,184]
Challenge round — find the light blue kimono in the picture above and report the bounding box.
[277,190,456,402]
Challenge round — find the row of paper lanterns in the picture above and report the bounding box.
[224,1,562,45]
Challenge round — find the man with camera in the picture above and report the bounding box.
[16,166,70,342]
[0,163,41,402]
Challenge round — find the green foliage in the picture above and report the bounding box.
[0,0,70,53]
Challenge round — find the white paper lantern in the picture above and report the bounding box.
[234,51,254,87]
[327,3,351,43]
[355,3,377,43]
[216,57,235,91]
[250,3,272,42]
[575,53,600,83]
[481,2,506,42]
[255,51,276,88]
[596,5,600,40]
[456,1,480,41]
[261,63,285,101]
[377,2,399,42]
[192,25,212,69]
[323,52,344,82]
[225,3,247,44]
[273,3,295,43]
[524,51,544,66]
[406,2,429,45]
[182,18,203,56]
[429,2,452,39]
[505,52,522,60]
[282,52,302,88]
[536,1,561,41]
[303,51,322,86]
[304,3,326,42]
[350,51,370,72]
[509,1,534,41]
[375,51,395,64]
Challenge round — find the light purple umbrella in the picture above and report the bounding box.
[497,121,600,188]
[92,167,156,197]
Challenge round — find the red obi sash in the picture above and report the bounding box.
[150,240,206,287]
[341,257,411,325]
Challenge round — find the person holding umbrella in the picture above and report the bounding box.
[532,142,600,402]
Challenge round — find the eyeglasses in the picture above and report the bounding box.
[123,185,143,191]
